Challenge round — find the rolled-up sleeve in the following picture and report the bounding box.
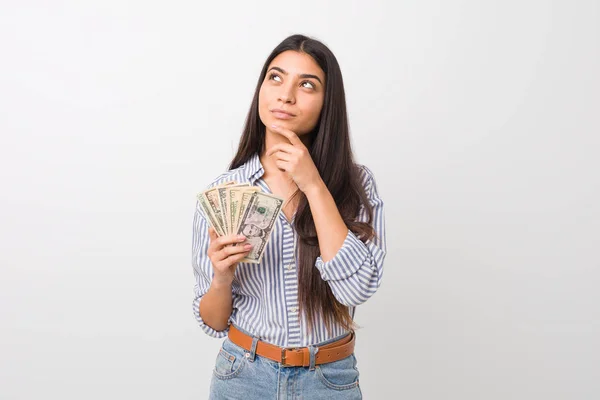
[191,200,232,338]
[314,166,387,307]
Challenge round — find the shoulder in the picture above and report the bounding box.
[354,163,379,196]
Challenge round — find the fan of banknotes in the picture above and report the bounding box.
[197,181,284,264]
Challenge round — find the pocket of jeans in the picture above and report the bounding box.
[213,341,246,380]
[315,353,360,390]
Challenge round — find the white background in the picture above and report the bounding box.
[1,1,598,399]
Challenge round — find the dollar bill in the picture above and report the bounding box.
[196,193,225,236]
[203,188,226,235]
[218,184,250,235]
[236,191,284,264]
[237,190,258,232]
[228,189,242,237]
[229,187,260,236]
[200,181,238,236]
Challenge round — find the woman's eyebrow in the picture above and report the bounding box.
[268,66,323,85]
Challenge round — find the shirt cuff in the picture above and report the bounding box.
[314,229,370,281]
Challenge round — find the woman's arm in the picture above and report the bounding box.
[306,166,387,307]
[192,202,250,337]
[198,278,234,332]
[304,181,350,262]
[266,125,386,307]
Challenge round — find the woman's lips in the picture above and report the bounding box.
[271,110,295,119]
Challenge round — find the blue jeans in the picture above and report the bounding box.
[209,336,362,399]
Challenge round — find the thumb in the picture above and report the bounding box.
[208,226,218,241]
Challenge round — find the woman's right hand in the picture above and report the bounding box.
[207,227,252,286]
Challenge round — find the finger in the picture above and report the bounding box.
[210,233,246,252]
[271,150,292,162]
[266,143,295,157]
[275,159,291,172]
[217,250,252,269]
[215,243,252,261]
[208,226,218,242]
[270,124,303,147]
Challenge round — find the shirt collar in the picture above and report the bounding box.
[244,152,265,184]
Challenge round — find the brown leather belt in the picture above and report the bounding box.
[228,324,355,367]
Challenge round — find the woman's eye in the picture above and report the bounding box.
[268,73,314,89]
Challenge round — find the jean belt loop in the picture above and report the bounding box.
[308,345,319,371]
[248,336,259,362]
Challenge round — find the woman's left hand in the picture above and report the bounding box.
[266,124,324,194]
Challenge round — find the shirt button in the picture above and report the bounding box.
[290,307,297,313]
[286,265,294,270]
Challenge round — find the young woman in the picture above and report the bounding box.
[191,34,386,399]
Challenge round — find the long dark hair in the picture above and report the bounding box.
[229,34,375,334]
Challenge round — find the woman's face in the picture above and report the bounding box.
[258,50,326,136]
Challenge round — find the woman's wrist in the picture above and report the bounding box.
[212,276,233,290]
[303,178,327,199]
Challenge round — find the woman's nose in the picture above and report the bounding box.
[278,85,295,104]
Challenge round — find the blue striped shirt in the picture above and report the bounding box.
[191,152,386,347]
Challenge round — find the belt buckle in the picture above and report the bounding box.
[280,347,288,367]
[280,347,299,367]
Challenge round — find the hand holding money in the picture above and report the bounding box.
[197,181,283,264]
[206,227,252,286]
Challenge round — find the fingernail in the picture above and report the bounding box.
[244,244,252,249]
[238,235,246,241]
